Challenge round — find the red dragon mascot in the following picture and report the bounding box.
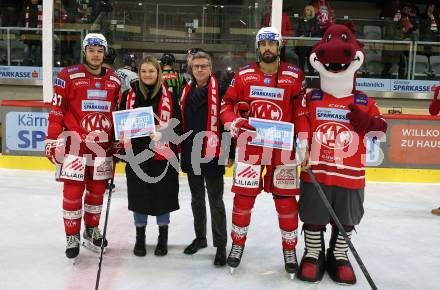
[296,22,387,285]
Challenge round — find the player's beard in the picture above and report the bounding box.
[84,57,103,71]
[260,51,278,64]
[85,60,102,70]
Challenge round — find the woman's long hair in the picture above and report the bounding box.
[138,55,162,99]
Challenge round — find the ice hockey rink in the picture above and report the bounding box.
[0,168,439,290]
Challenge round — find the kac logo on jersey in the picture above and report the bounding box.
[264,78,271,85]
[250,86,284,101]
[80,112,112,132]
[95,82,102,89]
[87,89,108,100]
[316,107,350,123]
[82,100,111,112]
[314,122,353,149]
[250,100,283,120]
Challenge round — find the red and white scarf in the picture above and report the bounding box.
[126,84,174,160]
[25,4,43,29]
[180,76,221,158]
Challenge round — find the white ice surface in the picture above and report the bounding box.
[0,168,439,290]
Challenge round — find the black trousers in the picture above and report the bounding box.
[187,173,227,248]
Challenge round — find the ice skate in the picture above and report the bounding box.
[65,234,80,264]
[283,249,298,279]
[82,225,108,253]
[227,244,244,274]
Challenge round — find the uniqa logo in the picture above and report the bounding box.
[80,112,112,132]
[250,100,283,121]
[314,122,353,149]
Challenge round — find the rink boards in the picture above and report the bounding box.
[0,155,439,183]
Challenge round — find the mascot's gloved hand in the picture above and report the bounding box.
[429,87,440,116]
[230,117,255,139]
[347,104,387,134]
[45,138,65,165]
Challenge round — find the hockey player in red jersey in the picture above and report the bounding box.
[296,22,387,285]
[220,26,309,276]
[45,33,121,260]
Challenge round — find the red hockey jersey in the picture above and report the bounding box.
[48,64,121,143]
[220,62,307,165]
[298,89,383,189]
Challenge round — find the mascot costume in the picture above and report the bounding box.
[296,22,387,285]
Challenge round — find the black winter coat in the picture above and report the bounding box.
[181,79,234,177]
[120,86,182,215]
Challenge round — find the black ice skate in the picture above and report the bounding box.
[65,234,80,264]
[82,225,108,253]
[283,249,298,279]
[227,244,244,274]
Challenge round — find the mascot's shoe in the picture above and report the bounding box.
[326,249,356,285]
[297,251,326,283]
[326,226,356,285]
[297,227,326,283]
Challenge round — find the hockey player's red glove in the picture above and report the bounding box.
[346,104,387,134]
[44,138,65,165]
[234,101,251,118]
[429,87,440,116]
[229,117,256,139]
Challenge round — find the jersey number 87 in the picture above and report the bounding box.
[52,93,62,107]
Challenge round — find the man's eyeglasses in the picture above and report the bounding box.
[193,64,210,71]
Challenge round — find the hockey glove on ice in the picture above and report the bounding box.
[45,138,65,165]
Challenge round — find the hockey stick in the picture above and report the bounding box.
[95,177,114,290]
[296,143,378,290]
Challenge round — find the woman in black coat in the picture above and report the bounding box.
[119,55,182,257]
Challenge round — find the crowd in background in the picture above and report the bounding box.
[0,0,439,75]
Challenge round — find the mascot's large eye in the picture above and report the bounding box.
[326,34,332,42]
[341,33,348,42]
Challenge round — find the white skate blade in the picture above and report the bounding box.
[289,273,295,280]
[82,240,106,254]
[229,267,236,274]
[72,256,80,265]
